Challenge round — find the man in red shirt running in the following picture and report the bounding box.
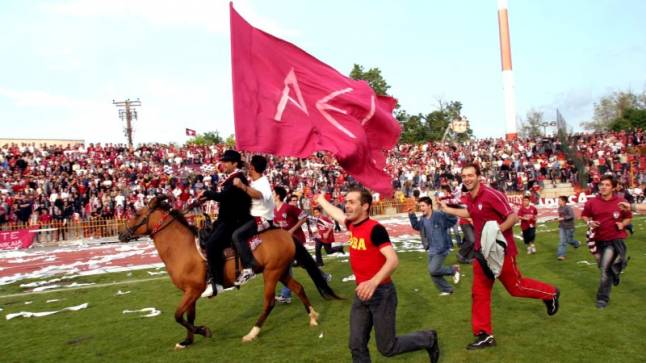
[317,187,439,363]
[440,164,559,350]
[273,187,308,304]
[581,175,632,309]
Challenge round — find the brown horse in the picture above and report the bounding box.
[118,196,340,349]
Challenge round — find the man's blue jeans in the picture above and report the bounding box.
[557,227,580,258]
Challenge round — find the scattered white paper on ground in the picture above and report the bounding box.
[6,303,89,320]
[67,282,96,288]
[342,275,356,282]
[123,307,161,318]
[33,285,61,292]
[414,288,419,292]
[147,271,166,276]
[46,299,61,303]
[116,290,131,295]
[24,301,32,305]
[577,260,594,266]
[319,332,324,338]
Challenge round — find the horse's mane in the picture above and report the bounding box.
[157,202,198,236]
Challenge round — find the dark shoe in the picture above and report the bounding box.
[612,271,621,286]
[596,300,608,309]
[426,330,440,363]
[544,288,560,316]
[466,332,496,350]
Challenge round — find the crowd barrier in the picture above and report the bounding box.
[0,191,581,247]
[0,213,219,248]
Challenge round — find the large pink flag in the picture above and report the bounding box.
[230,3,400,196]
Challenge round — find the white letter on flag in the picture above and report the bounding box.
[316,88,356,139]
[274,68,308,121]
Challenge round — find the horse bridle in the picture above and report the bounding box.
[121,207,175,242]
[120,198,202,242]
[120,209,153,242]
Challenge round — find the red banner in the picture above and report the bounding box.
[230,4,400,197]
[0,229,36,250]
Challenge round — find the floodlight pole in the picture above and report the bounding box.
[112,98,142,148]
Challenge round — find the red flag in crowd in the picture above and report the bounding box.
[185,128,197,136]
[229,3,400,196]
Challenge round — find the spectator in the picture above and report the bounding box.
[408,196,460,296]
[556,196,580,260]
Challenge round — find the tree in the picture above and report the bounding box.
[348,64,472,143]
[581,90,646,131]
[399,100,472,143]
[225,134,236,148]
[519,109,544,138]
[186,131,223,145]
[349,64,391,96]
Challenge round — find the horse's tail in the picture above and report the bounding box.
[293,240,342,300]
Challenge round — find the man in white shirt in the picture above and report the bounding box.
[231,155,275,286]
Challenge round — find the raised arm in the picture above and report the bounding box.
[316,194,346,225]
[439,201,471,219]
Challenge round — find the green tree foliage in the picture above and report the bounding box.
[225,134,236,148]
[609,108,646,131]
[582,90,646,131]
[349,64,391,96]
[186,131,223,145]
[519,109,544,138]
[349,64,472,143]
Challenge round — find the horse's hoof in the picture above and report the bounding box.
[242,326,261,342]
[309,309,319,326]
[201,327,212,338]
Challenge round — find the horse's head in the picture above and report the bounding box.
[118,195,167,242]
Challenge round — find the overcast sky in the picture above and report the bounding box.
[1,0,645,145]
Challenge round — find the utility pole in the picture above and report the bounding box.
[112,98,141,148]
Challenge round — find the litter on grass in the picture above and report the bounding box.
[6,303,89,320]
[123,307,161,318]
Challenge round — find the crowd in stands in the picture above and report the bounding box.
[1,129,644,229]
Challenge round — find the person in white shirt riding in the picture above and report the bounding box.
[231,155,275,286]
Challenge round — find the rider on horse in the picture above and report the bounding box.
[200,149,253,298]
[231,154,275,285]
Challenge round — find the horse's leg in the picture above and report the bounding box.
[188,300,212,339]
[174,289,201,350]
[242,268,281,342]
[281,274,319,327]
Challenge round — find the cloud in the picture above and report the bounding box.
[42,0,300,38]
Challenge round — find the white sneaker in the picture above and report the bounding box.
[234,268,255,286]
[439,291,453,296]
[275,295,292,304]
[201,283,224,298]
[452,265,461,284]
